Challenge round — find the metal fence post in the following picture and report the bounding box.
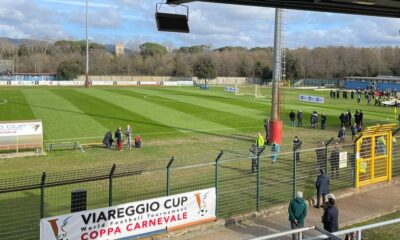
[293,143,302,198]
[215,151,224,217]
[109,164,116,207]
[40,172,46,218]
[325,137,335,174]
[256,148,265,212]
[166,157,175,196]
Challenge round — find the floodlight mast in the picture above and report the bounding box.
[85,0,90,88]
[270,8,283,145]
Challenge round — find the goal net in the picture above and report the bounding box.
[234,84,266,98]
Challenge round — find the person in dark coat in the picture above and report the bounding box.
[350,90,354,100]
[297,110,303,127]
[322,194,339,235]
[315,169,330,208]
[359,110,364,126]
[115,127,123,151]
[336,89,340,99]
[311,111,318,128]
[354,110,361,126]
[288,191,307,240]
[102,131,113,149]
[290,110,296,127]
[293,136,302,163]
[347,110,352,127]
[264,119,270,144]
[321,113,327,129]
[339,112,346,128]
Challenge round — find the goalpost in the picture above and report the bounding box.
[234,84,266,98]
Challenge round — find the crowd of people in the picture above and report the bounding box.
[330,87,399,106]
[286,108,366,144]
[0,69,12,77]
[102,125,142,151]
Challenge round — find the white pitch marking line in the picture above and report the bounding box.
[0,99,8,105]
[43,126,264,142]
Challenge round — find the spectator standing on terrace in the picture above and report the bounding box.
[321,113,327,129]
[288,191,307,240]
[290,110,296,127]
[354,110,361,126]
[257,132,265,153]
[322,194,339,236]
[115,127,123,151]
[125,125,133,150]
[293,136,302,163]
[135,135,142,148]
[351,123,358,141]
[271,141,280,164]
[297,110,303,127]
[338,127,345,143]
[339,112,346,128]
[103,131,113,149]
[250,144,258,173]
[347,110,352,127]
[311,111,318,128]
[264,119,270,144]
[315,169,330,208]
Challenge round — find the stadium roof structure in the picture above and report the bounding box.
[166,0,400,18]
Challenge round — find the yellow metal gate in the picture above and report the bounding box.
[355,124,395,188]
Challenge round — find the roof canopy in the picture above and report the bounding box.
[166,0,400,18]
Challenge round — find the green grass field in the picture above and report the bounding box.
[0,86,396,178]
[0,85,398,240]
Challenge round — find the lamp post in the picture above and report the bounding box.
[85,0,89,88]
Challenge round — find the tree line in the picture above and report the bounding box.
[0,39,399,80]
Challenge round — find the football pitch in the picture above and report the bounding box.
[0,86,396,178]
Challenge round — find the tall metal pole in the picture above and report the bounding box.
[271,8,282,121]
[269,8,283,145]
[85,0,89,88]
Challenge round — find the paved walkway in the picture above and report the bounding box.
[172,183,400,240]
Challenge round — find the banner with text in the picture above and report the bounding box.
[40,188,216,240]
[299,95,325,104]
[0,120,43,150]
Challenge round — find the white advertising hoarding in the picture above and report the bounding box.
[299,95,325,104]
[0,121,43,137]
[40,188,216,240]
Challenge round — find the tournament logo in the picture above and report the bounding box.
[48,216,72,240]
[194,191,209,216]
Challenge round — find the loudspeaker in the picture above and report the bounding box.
[71,189,87,213]
[156,12,190,33]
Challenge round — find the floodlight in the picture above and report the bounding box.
[155,3,190,33]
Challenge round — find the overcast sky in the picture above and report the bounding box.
[0,0,399,48]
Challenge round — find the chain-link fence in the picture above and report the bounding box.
[0,133,399,239]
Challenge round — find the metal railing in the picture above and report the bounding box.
[251,218,400,240]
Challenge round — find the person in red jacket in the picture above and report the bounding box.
[135,135,142,148]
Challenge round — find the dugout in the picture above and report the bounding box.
[355,124,396,188]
